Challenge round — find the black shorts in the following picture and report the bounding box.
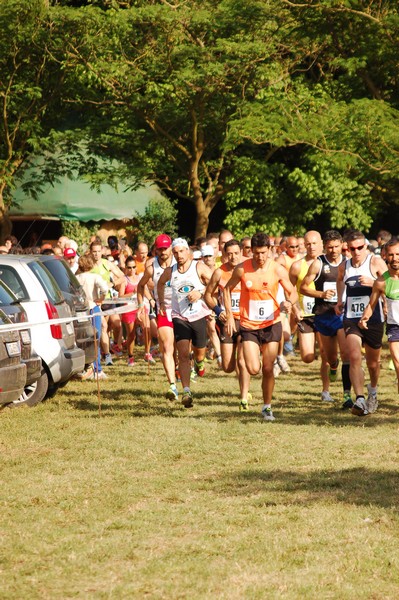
[343,319,384,350]
[387,323,399,343]
[298,316,316,334]
[217,319,241,344]
[240,321,282,346]
[172,317,207,349]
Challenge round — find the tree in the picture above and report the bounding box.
[0,0,69,237]
[59,0,399,238]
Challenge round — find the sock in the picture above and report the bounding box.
[342,363,351,392]
[368,385,377,394]
[183,386,190,393]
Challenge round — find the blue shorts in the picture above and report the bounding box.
[314,312,343,337]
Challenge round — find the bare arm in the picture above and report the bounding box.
[157,267,172,315]
[223,265,244,335]
[335,262,346,315]
[204,268,225,322]
[359,278,385,328]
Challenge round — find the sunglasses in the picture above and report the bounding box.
[126,264,136,268]
[289,245,299,249]
[349,244,365,252]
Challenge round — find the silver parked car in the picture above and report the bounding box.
[0,309,26,405]
[0,255,85,402]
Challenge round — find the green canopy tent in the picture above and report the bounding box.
[9,178,160,222]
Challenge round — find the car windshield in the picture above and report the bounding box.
[41,258,81,295]
[28,261,64,305]
[0,266,29,300]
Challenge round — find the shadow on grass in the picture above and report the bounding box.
[218,467,399,509]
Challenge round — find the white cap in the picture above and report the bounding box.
[201,244,214,257]
[192,250,202,259]
[172,237,189,250]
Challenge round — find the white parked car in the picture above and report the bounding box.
[0,255,85,403]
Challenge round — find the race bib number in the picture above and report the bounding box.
[178,296,201,318]
[231,292,240,313]
[249,299,274,322]
[346,295,369,319]
[302,295,314,315]
[166,308,172,321]
[387,301,399,324]
[323,281,337,303]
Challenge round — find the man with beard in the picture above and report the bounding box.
[158,238,212,408]
[137,234,177,400]
[204,239,252,411]
[360,237,399,394]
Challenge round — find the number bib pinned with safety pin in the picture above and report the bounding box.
[248,299,274,322]
[346,295,369,319]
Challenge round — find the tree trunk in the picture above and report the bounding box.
[0,197,12,243]
[194,198,211,240]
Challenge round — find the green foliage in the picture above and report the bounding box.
[61,220,98,253]
[128,196,178,247]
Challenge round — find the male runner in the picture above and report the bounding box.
[360,237,399,394]
[336,230,387,416]
[137,234,178,400]
[158,238,212,408]
[300,230,352,406]
[204,239,251,411]
[224,232,299,421]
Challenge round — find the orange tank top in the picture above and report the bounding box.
[218,264,241,318]
[240,259,281,330]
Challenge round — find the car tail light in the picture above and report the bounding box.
[45,301,62,339]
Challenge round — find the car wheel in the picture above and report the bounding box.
[13,370,49,408]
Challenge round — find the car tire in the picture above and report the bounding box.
[14,370,49,407]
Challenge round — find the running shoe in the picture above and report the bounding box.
[277,354,290,373]
[166,385,179,401]
[351,396,369,416]
[194,359,205,377]
[104,353,113,366]
[239,399,249,412]
[328,360,339,382]
[217,355,223,369]
[190,368,197,383]
[182,390,193,408]
[341,392,353,410]
[366,384,378,414]
[389,359,395,371]
[144,353,156,364]
[262,406,275,421]
[127,356,135,367]
[110,343,123,356]
[85,370,108,381]
[321,391,334,403]
[80,366,94,381]
[273,360,281,378]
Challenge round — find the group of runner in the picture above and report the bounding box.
[85,227,399,421]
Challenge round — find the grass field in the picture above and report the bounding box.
[1,344,399,599]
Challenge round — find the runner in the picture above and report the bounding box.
[224,232,299,421]
[204,238,252,411]
[157,238,212,408]
[360,237,399,393]
[290,230,333,402]
[335,230,387,416]
[137,234,178,399]
[300,230,352,407]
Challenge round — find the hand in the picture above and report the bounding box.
[187,290,202,303]
[280,301,292,314]
[159,302,166,316]
[225,316,237,337]
[359,276,374,287]
[359,317,369,330]
[323,289,336,300]
[218,310,227,324]
[335,301,344,315]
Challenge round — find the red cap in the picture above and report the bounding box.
[64,247,76,259]
[154,234,172,249]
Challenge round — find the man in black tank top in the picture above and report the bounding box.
[300,230,352,408]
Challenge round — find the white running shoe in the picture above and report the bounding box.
[277,354,291,373]
[273,360,281,378]
[321,391,334,403]
[262,406,276,421]
[351,396,369,416]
